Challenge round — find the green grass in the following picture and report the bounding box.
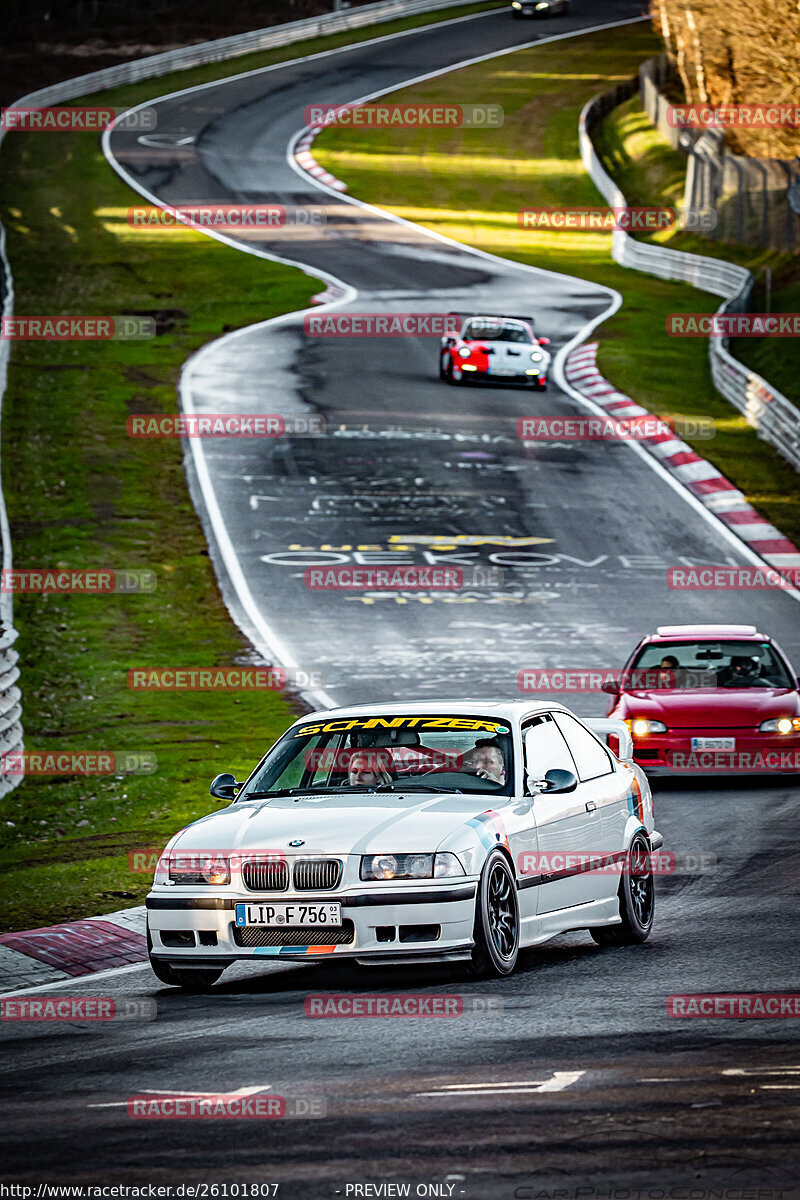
[314,22,800,548]
[0,0,505,933]
[0,110,319,932]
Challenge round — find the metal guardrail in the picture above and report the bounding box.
[1,0,497,120]
[579,87,800,474]
[0,225,24,798]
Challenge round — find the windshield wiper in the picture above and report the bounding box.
[238,788,314,799]
[394,784,463,793]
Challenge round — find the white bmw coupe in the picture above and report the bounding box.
[146,700,662,988]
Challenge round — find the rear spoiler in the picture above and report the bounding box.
[584,718,633,761]
[446,311,535,325]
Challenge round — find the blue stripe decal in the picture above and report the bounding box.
[467,813,500,853]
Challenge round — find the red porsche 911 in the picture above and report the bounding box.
[603,624,800,776]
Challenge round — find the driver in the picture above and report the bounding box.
[718,655,762,686]
[463,738,506,785]
[347,748,393,787]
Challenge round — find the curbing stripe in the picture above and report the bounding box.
[565,342,800,573]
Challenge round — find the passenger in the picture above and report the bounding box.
[463,738,506,785]
[658,654,680,688]
[347,748,393,787]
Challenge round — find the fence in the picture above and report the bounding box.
[639,54,800,252]
[580,88,800,474]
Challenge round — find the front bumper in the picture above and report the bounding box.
[458,368,544,386]
[631,732,800,776]
[146,882,478,965]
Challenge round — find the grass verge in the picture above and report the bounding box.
[0,108,318,933]
[0,1,503,933]
[314,21,800,547]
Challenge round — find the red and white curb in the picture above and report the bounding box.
[0,905,146,991]
[565,343,800,571]
[295,126,349,193]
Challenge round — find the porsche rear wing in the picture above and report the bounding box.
[446,311,535,326]
[584,718,633,761]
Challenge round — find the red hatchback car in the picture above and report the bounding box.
[603,624,800,776]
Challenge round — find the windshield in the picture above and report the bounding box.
[239,714,514,798]
[627,641,793,689]
[462,320,531,344]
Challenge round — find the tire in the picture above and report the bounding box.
[467,850,520,978]
[147,930,225,990]
[591,833,654,946]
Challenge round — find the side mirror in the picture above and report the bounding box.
[209,772,240,801]
[538,336,551,346]
[601,680,620,695]
[440,335,455,347]
[532,768,578,794]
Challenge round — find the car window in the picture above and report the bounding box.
[522,714,575,784]
[240,714,515,797]
[553,712,613,781]
[628,640,792,689]
[463,320,530,343]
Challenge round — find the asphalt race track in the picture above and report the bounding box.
[3,2,799,1195]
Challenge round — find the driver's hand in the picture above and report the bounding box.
[475,767,503,784]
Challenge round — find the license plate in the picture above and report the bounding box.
[691,737,735,751]
[491,367,519,376]
[235,902,341,927]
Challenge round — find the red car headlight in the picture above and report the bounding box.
[627,718,667,736]
[759,717,800,734]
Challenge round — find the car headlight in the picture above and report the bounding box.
[530,352,543,361]
[360,852,464,881]
[760,717,800,734]
[535,1,550,7]
[627,718,667,736]
[168,854,231,886]
[512,2,522,8]
[458,346,472,359]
